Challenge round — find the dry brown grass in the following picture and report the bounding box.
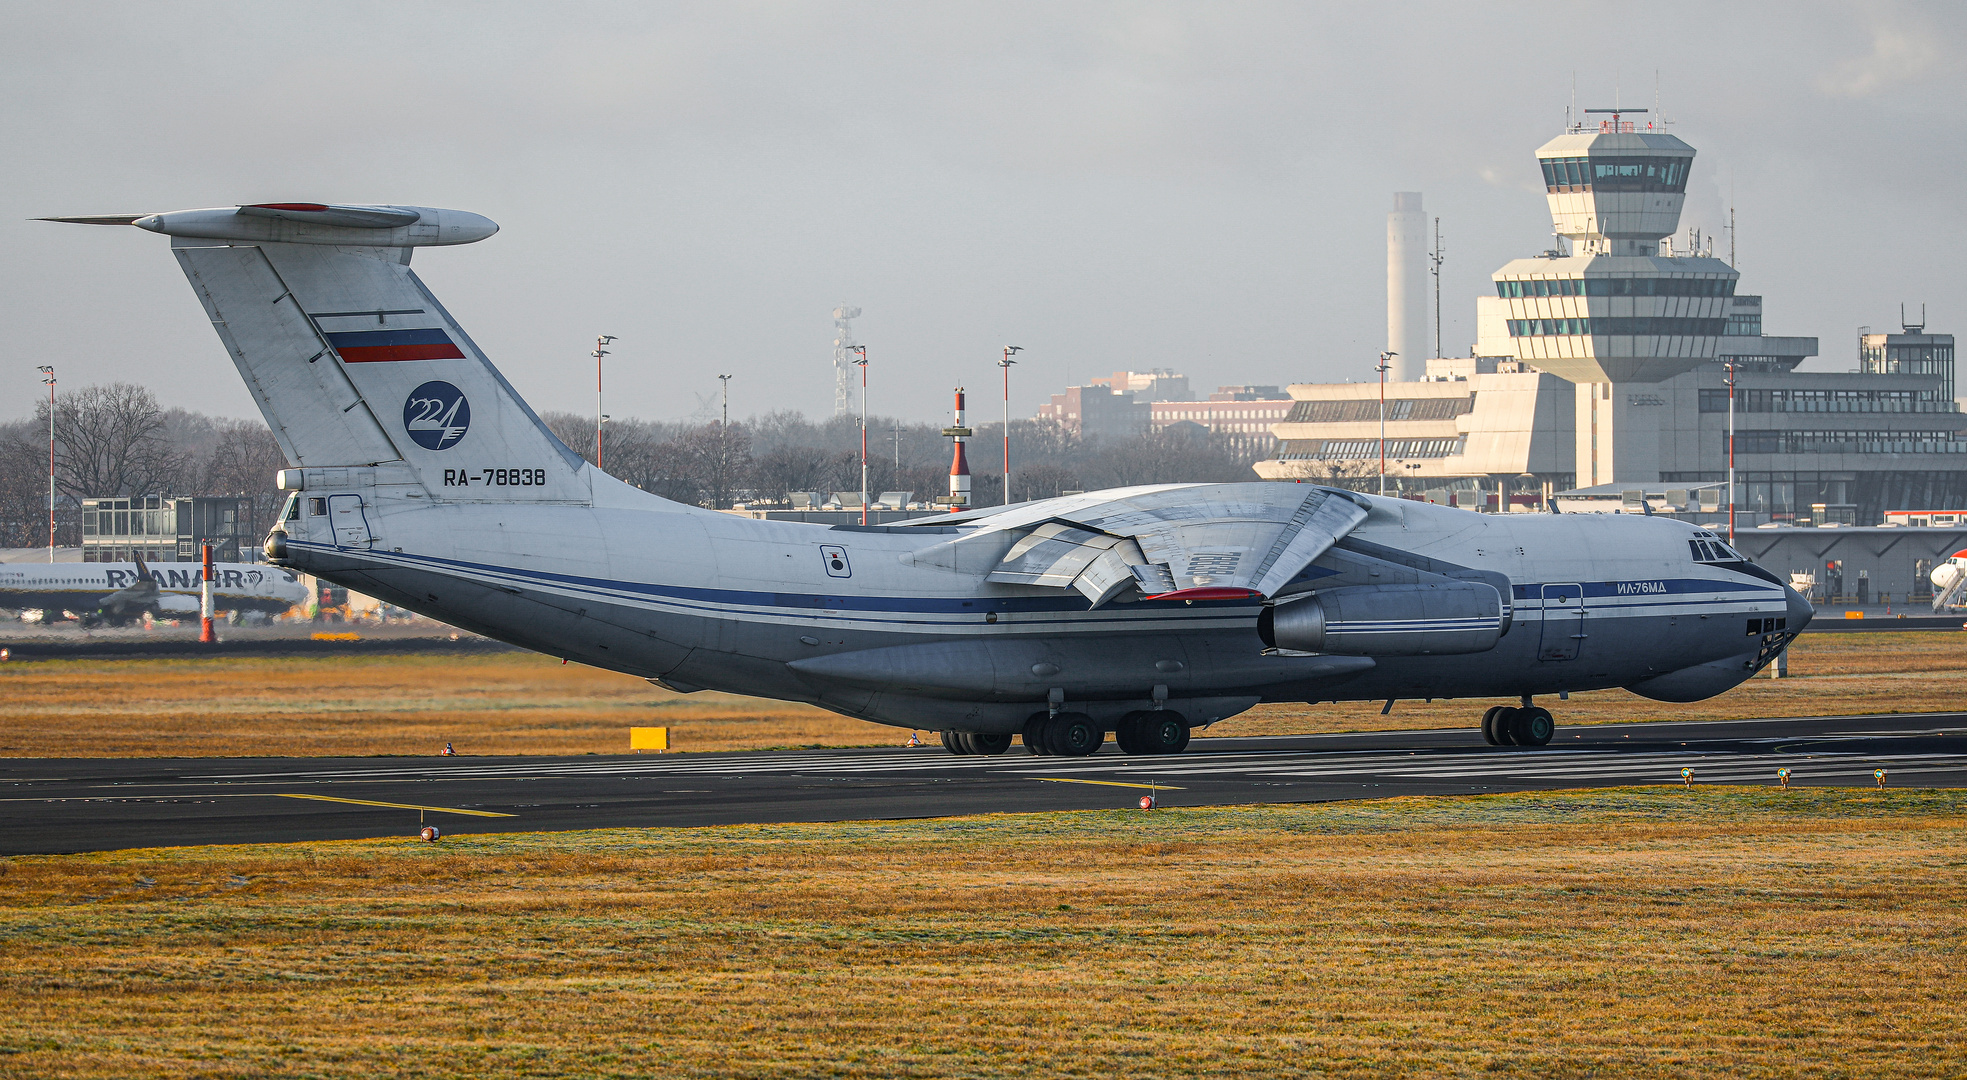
[0,631,1961,758]
[0,788,1961,1077]
[0,653,858,758]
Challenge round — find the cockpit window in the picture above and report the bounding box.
[1689,533,1743,563]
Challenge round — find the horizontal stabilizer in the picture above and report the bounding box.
[40,204,497,248]
[35,214,145,225]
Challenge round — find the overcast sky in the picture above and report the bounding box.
[5,1,1963,427]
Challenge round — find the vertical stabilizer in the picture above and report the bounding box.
[134,205,590,504]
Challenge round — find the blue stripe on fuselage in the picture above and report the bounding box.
[294,542,1777,629]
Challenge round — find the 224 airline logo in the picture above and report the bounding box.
[404,381,470,451]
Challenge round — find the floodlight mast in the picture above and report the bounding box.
[1000,346,1022,505]
[1725,361,1737,543]
[1376,352,1395,497]
[36,365,54,562]
[593,335,617,469]
[850,345,869,525]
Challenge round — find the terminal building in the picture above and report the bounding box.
[1254,111,1964,525]
[1035,371,1292,455]
[80,495,260,563]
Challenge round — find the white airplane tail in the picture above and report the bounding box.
[53,204,590,503]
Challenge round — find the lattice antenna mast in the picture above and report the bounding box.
[831,304,861,418]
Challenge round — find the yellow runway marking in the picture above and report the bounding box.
[276,794,516,818]
[1028,777,1186,791]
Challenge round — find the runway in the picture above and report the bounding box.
[4,712,1964,855]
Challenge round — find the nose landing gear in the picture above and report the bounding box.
[1481,701,1555,747]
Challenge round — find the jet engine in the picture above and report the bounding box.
[1258,581,1504,657]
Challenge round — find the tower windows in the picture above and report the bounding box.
[1540,155,1690,194]
[1495,277,1737,298]
[1507,317,1728,337]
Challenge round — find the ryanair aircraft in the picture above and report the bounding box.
[0,557,308,625]
[46,203,1811,755]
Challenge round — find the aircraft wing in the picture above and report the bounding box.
[907,483,1370,606]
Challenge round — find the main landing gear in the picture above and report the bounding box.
[940,730,1014,755]
[1480,700,1555,747]
[939,711,1193,758]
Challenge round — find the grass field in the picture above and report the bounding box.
[0,631,1962,758]
[0,787,1960,1077]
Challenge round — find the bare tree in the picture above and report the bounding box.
[541,410,598,463]
[1077,427,1250,489]
[1015,462,1080,501]
[1304,458,1380,492]
[202,417,290,539]
[42,383,190,501]
[752,444,835,506]
[0,420,63,548]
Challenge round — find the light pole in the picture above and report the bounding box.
[1725,361,1738,542]
[593,335,616,468]
[1376,352,1395,497]
[1000,346,1022,504]
[851,345,868,525]
[717,374,732,429]
[36,365,54,562]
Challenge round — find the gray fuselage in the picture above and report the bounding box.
[274,485,1811,734]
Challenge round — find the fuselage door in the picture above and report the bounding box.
[1538,582,1586,661]
[327,494,373,548]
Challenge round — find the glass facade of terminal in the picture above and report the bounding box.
[1726,430,1967,455]
[1698,388,1955,414]
[80,495,258,563]
[1281,397,1473,424]
[1861,336,1956,403]
[1661,470,1967,524]
[1277,437,1467,461]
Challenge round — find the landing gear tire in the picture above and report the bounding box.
[1022,716,1053,756]
[1115,713,1146,755]
[1511,706,1555,747]
[1141,712,1189,754]
[1044,713,1104,757]
[969,731,1013,756]
[1492,707,1520,746]
[1479,706,1509,746]
[940,730,970,755]
[1117,711,1190,755]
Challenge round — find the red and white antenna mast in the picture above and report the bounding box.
[944,387,972,512]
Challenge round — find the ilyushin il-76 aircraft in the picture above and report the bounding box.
[46,203,1813,756]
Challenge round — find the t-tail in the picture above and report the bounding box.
[46,203,597,508]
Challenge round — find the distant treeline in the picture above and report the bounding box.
[536,409,1280,509]
[0,384,1370,548]
[0,383,283,549]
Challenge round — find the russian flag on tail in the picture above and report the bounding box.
[325,327,466,363]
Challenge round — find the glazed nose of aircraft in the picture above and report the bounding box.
[1784,583,1816,632]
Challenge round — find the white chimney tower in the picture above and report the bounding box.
[1387,192,1428,382]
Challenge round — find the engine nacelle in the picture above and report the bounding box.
[1258,582,1503,657]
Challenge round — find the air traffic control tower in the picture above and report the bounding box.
[1490,109,1738,486]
